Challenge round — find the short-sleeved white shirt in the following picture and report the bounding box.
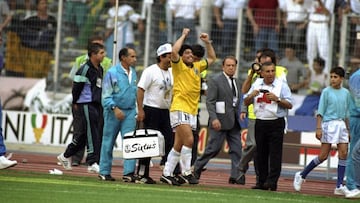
[281,0,308,22]
[213,0,248,20]
[137,64,173,109]
[168,0,201,19]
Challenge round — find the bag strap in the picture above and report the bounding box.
[132,121,148,137]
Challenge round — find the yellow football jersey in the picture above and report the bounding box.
[170,58,208,115]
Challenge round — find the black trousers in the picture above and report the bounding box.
[254,118,285,187]
[137,106,173,177]
[64,103,103,166]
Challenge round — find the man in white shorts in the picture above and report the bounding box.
[160,28,216,185]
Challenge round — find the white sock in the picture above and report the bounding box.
[163,148,180,176]
[180,146,192,176]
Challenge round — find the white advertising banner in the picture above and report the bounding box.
[2,110,123,151]
[2,110,73,146]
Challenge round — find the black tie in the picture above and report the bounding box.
[230,77,236,97]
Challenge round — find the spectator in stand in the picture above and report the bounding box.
[304,0,335,73]
[213,0,249,58]
[334,0,350,23]
[168,0,201,45]
[104,0,144,63]
[64,0,89,39]
[8,0,34,17]
[350,0,360,62]
[150,0,169,46]
[293,67,351,197]
[295,57,327,116]
[6,0,56,78]
[278,44,307,93]
[0,0,11,72]
[246,0,281,55]
[280,0,308,56]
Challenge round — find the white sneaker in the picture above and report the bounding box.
[293,171,305,192]
[87,163,99,173]
[0,155,17,169]
[334,185,351,196]
[57,153,72,170]
[346,188,360,199]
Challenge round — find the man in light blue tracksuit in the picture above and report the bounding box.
[345,68,360,198]
[99,47,138,182]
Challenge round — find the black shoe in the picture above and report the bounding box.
[263,182,277,191]
[235,174,245,185]
[193,168,201,180]
[251,184,265,190]
[229,176,245,185]
[98,174,115,181]
[177,174,199,184]
[123,173,137,183]
[135,176,156,184]
[228,177,237,184]
[160,174,181,186]
[175,174,187,184]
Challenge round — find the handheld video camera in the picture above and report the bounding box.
[251,62,262,72]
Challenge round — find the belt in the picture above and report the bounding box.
[223,19,237,22]
[288,21,305,24]
[310,20,328,24]
[288,21,305,25]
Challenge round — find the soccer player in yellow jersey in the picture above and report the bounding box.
[160,28,216,185]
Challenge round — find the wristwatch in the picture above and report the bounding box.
[277,98,281,103]
[111,105,117,111]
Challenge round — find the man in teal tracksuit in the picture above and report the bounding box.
[99,47,138,181]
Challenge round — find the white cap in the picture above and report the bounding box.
[157,43,172,56]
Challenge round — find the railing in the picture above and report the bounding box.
[2,1,360,96]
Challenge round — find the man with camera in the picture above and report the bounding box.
[243,61,292,191]
[235,48,287,186]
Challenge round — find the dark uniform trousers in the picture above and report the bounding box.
[254,117,285,188]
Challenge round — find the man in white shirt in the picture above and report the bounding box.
[280,0,308,53]
[104,0,144,63]
[304,0,335,73]
[168,0,201,45]
[135,43,174,184]
[213,0,248,58]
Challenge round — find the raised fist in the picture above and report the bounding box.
[199,33,210,43]
[182,28,190,36]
